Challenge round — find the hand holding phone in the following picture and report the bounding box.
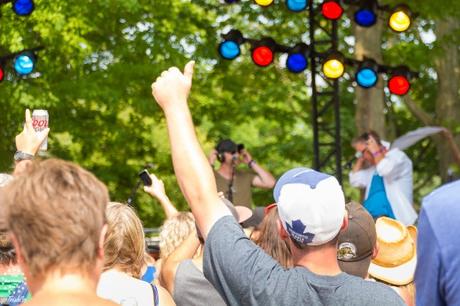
[142,171,169,202]
[139,169,153,186]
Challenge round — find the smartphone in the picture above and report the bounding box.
[139,169,152,186]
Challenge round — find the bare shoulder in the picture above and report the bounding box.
[158,284,176,306]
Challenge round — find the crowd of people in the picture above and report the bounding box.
[0,62,458,306]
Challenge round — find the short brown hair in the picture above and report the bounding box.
[1,159,109,277]
[103,202,146,278]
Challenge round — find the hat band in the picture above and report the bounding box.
[372,247,415,268]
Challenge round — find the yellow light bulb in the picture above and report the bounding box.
[254,0,274,7]
[389,11,411,32]
[322,59,344,79]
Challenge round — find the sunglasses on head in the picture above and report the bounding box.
[264,203,277,216]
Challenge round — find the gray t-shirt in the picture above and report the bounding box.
[203,216,405,306]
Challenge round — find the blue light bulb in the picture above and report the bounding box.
[219,41,240,60]
[287,53,308,73]
[13,0,34,16]
[354,9,377,27]
[14,54,35,75]
[286,0,308,12]
[356,68,378,88]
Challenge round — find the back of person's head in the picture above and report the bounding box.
[160,212,195,259]
[337,202,377,278]
[254,205,293,268]
[1,159,109,278]
[103,202,145,278]
[273,167,345,249]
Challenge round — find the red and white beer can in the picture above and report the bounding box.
[32,109,49,151]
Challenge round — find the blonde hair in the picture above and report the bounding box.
[159,212,195,259]
[103,202,146,278]
[2,159,108,278]
[254,207,293,268]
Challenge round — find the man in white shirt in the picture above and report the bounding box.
[349,131,417,225]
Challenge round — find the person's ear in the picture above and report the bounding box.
[98,224,108,260]
[10,233,25,266]
[372,241,379,259]
[277,218,289,240]
[340,210,349,232]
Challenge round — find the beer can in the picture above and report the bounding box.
[32,109,49,151]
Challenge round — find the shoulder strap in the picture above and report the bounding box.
[150,283,159,306]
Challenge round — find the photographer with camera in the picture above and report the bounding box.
[349,131,417,225]
[209,139,275,208]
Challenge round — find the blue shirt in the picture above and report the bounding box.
[415,180,460,306]
[363,173,395,219]
[141,265,156,284]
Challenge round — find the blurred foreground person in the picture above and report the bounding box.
[349,131,417,225]
[369,217,417,306]
[0,109,116,305]
[1,159,117,306]
[151,62,404,305]
[0,174,30,306]
[98,202,175,306]
[415,180,460,306]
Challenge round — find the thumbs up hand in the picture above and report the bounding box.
[151,61,195,111]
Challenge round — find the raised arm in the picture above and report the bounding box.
[241,149,275,189]
[151,62,230,238]
[143,173,178,219]
[13,109,50,176]
[161,232,200,294]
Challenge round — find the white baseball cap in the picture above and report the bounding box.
[273,168,345,246]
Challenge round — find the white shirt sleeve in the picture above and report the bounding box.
[349,167,374,188]
[375,149,408,179]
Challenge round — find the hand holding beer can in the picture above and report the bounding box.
[32,110,49,151]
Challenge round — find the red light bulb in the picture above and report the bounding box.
[252,46,274,67]
[321,1,343,20]
[388,75,410,95]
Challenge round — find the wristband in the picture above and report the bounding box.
[372,149,385,157]
[14,151,35,162]
[248,160,256,168]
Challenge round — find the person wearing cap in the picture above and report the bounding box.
[337,201,378,279]
[369,217,417,306]
[349,131,417,226]
[209,139,276,208]
[151,62,404,305]
[415,180,460,306]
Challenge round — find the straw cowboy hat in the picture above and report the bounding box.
[368,217,417,286]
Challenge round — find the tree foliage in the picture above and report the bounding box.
[0,0,458,225]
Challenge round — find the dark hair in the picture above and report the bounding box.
[0,231,16,265]
[359,130,382,145]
